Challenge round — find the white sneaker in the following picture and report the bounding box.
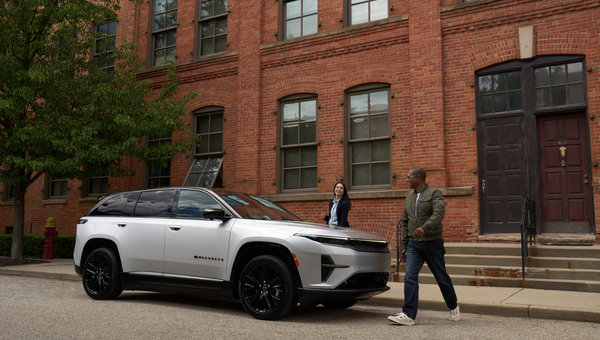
[449,306,461,321]
[388,312,415,326]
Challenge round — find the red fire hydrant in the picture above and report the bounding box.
[43,217,58,260]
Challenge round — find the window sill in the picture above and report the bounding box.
[79,197,101,203]
[260,15,408,51]
[42,198,67,205]
[265,186,474,202]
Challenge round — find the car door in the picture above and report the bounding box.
[164,189,233,280]
[111,189,176,274]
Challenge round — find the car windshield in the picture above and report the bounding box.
[216,191,302,221]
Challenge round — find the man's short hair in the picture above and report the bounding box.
[411,167,426,179]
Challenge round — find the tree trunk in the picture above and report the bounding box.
[10,183,26,260]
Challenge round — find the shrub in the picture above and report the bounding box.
[0,234,75,259]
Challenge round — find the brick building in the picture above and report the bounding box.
[2,0,599,248]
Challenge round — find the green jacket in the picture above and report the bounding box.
[400,184,446,249]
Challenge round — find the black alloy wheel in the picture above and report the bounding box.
[238,255,296,320]
[82,247,123,300]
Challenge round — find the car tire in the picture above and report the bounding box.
[82,247,123,300]
[238,255,297,320]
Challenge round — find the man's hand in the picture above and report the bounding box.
[413,227,425,238]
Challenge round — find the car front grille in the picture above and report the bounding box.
[336,272,389,290]
[346,239,389,253]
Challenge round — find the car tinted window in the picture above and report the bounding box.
[219,192,301,221]
[176,190,223,219]
[133,189,176,217]
[88,192,139,216]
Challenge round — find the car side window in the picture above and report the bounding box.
[89,192,139,216]
[176,190,223,219]
[133,189,176,217]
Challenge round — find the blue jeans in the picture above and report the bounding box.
[403,239,457,320]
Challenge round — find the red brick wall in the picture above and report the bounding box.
[1,0,599,249]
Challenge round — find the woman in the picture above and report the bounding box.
[322,182,351,227]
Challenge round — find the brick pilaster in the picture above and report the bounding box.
[408,0,447,186]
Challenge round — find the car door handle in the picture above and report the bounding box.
[169,226,181,231]
[117,223,127,228]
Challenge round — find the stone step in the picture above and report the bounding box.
[391,242,600,292]
[443,243,600,258]
[437,254,600,270]
[526,256,600,270]
[412,273,600,293]
[395,264,600,281]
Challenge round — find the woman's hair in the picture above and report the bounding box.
[332,181,351,208]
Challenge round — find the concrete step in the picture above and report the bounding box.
[440,254,600,270]
[528,245,600,258]
[526,256,600,270]
[396,263,600,281]
[412,273,600,293]
[444,243,600,258]
[445,254,522,267]
[444,243,522,256]
[391,242,600,292]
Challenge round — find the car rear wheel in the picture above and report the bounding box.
[82,247,122,300]
[238,255,296,320]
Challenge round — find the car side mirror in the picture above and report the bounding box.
[204,208,231,221]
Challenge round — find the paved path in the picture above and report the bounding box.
[1,258,598,323]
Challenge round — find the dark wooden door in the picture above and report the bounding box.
[537,113,593,233]
[478,116,526,233]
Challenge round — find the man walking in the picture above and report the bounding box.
[388,167,460,326]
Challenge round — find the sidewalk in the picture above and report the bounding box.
[1,258,599,323]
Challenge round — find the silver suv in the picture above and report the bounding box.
[73,187,390,319]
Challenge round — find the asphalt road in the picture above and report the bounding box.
[1,275,599,340]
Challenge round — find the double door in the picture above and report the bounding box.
[478,113,593,234]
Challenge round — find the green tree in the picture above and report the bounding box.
[0,0,196,259]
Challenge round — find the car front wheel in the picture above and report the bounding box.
[82,247,123,300]
[238,255,296,320]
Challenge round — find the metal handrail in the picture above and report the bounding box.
[395,218,401,273]
[520,198,536,280]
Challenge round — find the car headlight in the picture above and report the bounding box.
[295,234,351,245]
[294,233,389,253]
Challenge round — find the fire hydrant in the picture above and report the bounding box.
[43,217,58,260]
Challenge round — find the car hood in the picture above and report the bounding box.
[243,219,389,242]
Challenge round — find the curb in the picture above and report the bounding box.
[361,295,600,324]
[0,267,79,281]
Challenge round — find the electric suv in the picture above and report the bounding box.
[73,187,390,319]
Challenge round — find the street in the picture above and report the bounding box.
[1,275,598,340]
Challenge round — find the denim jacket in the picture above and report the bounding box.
[400,184,445,248]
